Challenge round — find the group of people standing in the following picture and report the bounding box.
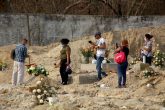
[11,32,153,88]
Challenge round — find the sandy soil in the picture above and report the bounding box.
[0,25,165,110]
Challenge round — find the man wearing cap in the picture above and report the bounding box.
[90,32,107,80]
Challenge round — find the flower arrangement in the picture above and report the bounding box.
[80,47,93,58]
[130,57,141,65]
[27,65,49,76]
[31,77,56,105]
[153,50,165,68]
[142,69,156,78]
[0,60,7,71]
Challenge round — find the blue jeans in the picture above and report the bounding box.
[96,56,107,79]
[117,62,128,86]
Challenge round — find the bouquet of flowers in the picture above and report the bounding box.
[31,77,56,105]
[27,65,49,76]
[0,60,7,71]
[130,57,141,65]
[153,50,165,68]
[80,47,93,58]
[142,69,156,78]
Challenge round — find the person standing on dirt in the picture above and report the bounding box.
[60,39,71,85]
[12,38,29,86]
[90,32,107,80]
[141,33,153,65]
[114,40,129,88]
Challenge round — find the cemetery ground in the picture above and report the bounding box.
[0,26,165,110]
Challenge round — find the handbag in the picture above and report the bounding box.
[66,65,72,74]
[114,51,126,64]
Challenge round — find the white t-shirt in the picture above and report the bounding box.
[96,38,106,57]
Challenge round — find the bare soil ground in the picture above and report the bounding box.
[0,25,165,110]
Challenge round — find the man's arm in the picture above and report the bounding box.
[24,47,29,58]
[66,47,71,65]
[97,42,106,49]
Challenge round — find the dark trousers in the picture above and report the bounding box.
[146,56,152,65]
[96,56,107,79]
[60,59,68,83]
[117,61,128,86]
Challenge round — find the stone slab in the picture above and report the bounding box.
[79,73,97,84]
[81,63,118,72]
[80,64,96,72]
[102,63,118,72]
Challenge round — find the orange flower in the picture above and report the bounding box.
[85,48,89,52]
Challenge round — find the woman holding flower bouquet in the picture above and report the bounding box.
[60,39,71,85]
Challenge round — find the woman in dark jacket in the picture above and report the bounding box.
[60,39,71,85]
[114,39,129,88]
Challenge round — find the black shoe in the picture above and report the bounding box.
[103,74,108,77]
[97,78,102,81]
[116,85,122,88]
[63,82,67,85]
[122,85,127,88]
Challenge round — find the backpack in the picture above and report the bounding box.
[114,51,126,64]
[11,49,16,60]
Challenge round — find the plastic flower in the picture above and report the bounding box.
[39,99,44,104]
[36,81,42,85]
[46,72,49,75]
[150,71,154,74]
[30,66,35,70]
[32,89,37,93]
[37,95,42,99]
[44,90,47,94]
[40,78,44,81]
[37,89,41,93]
[84,48,89,52]
[41,69,45,72]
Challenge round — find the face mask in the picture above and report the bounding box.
[60,44,64,48]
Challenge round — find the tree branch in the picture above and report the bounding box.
[79,3,92,13]
[63,0,90,14]
[117,0,122,16]
[98,0,119,16]
[135,0,144,16]
[127,0,138,16]
[139,0,149,15]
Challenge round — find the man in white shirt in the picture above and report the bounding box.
[91,32,107,80]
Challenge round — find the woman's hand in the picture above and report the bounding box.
[54,60,61,68]
[114,47,121,54]
[66,62,70,66]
